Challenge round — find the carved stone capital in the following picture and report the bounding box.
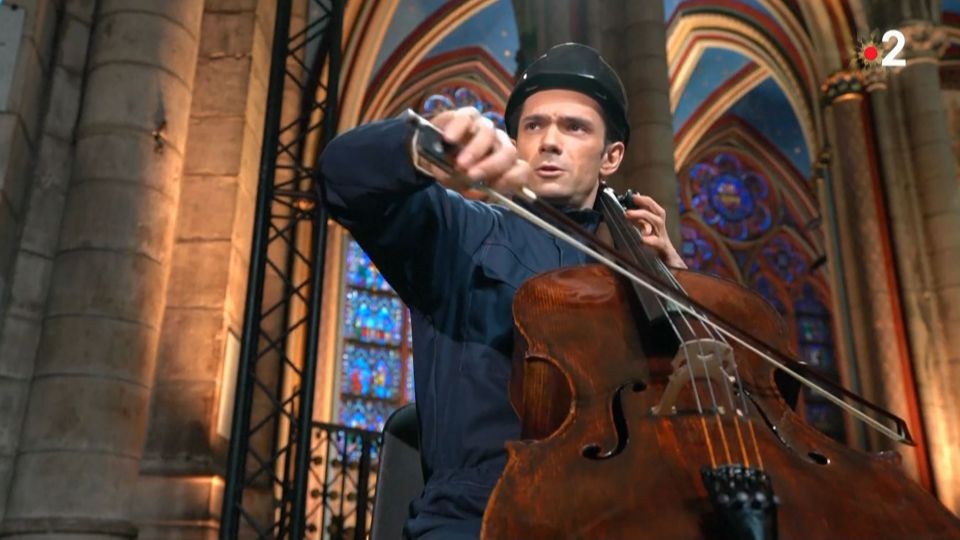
[863,68,889,92]
[900,20,949,60]
[820,71,865,105]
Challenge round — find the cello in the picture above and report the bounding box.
[406,110,960,540]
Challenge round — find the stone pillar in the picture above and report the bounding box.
[0,0,87,520]
[130,0,276,537]
[595,0,680,240]
[864,67,939,493]
[819,71,920,479]
[890,20,960,512]
[0,1,203,538]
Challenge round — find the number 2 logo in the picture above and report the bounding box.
[881,30,906,67]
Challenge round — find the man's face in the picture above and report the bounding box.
[514,89,624,209]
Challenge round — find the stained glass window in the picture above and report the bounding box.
[687,153,776,242]
[340,345,402,400]
[794,283,844,439]
[422,86,506,130]
[339,397,394,431]
[679,218,737,280]
[343,290,404,346]
[404,330,415,401]
[336,238,415,432]
[761,234,807,285]
[346,240,392,292]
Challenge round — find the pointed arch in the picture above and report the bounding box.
[360,0,497,123]
[338,0,402,130]
[668,23,818,164]
[380,46,514,117]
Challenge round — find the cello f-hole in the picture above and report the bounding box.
[581,382,645,460]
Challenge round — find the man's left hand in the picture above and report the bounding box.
[624,193,687,269]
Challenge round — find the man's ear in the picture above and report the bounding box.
[600,141,625,177]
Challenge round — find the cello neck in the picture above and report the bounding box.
[596,187,683,327]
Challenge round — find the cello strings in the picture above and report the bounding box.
[603,190,736,464]
[598,191,715,449]
[652,257,759,467]
[600,190,730,464]
[647,269,739,465]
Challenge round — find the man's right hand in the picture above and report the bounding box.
[428,107,532,200]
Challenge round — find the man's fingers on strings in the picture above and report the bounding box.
[625,209,663,235]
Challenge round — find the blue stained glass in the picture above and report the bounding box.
[800,344,834,371]
[679,220,732,279]
[373,357,393,398]
[760,235,807,284]
[423,94,455,115]
[709,174,755,221]
[794,284,833,345]
[339,398,394,431]
[405,352,414,401]
[344,290,404,345]
[405,316,415,400]
[329,429,383,464]
[341,345,402,400]
[797,316,828,342]
[687,153,775,242]
[753,275,788,315]
[793,283,835,377]
[803,400,846,441]
[421,86,505,130]
[346,240,392,291]
[795,282,829,315]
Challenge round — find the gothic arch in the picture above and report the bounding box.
[667,5,823,162]
[360,0,498,122]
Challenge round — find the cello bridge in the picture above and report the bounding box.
[651,338,736,416]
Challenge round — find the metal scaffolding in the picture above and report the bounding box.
[219,0,352,538]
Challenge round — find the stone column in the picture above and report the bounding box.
[130,0,277,537]
[0,0,90,520]
[595,0,680,241]
[864,67,939,493]
[819,71,920,480]
[891,20,960,512]
[0,1,203,538]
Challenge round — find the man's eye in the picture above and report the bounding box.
[569,123,585,132]
[524,122,540,130]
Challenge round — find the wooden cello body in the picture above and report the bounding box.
[481,265,960,540]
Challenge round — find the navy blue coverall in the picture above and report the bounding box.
[320,117,602,539]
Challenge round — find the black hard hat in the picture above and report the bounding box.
[505,43,630,145]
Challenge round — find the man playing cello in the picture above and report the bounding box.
[320,43,684,539]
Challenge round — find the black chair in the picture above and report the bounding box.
[372,403,424,540]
